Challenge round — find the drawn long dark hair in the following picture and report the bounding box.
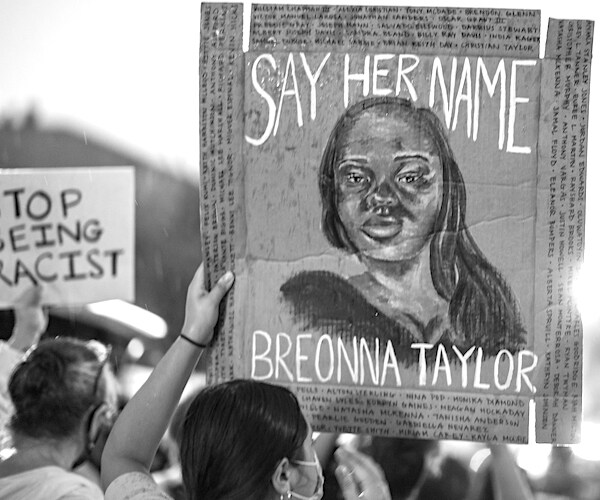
[319,96,525,349]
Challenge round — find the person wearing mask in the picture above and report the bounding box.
[102,264,391,500]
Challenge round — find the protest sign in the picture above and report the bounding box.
[0,167,135,306]
[199,3,593,444]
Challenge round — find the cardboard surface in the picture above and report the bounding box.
[0,167,135,306]
[199,3,593,444]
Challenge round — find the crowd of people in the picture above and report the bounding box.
[0,265,535,500]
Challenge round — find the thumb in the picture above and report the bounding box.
[208,271,235,303]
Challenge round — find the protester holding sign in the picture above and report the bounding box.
[0,287,119,500]
[102,264,392,500]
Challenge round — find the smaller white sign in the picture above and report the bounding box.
[0,167,135,306]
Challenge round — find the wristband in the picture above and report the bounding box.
[179,334,209,349]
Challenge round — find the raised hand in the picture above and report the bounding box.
[180,264,234,347]
[10,286,48,352]
[334,447,391,500]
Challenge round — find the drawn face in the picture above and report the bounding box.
[334,106,443,262]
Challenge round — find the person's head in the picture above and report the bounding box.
[8,337,118,466]
[180,379,322,500]
[320,96,462,264]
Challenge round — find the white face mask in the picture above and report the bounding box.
[289,451,324,500]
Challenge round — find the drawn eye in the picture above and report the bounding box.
[397,171,423,184]
[342,169,371,188]
[396,160,433,186]
[338,163,371,190]
[347,171,366,184]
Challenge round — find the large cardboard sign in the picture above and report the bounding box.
[199,4,593,444]
[0,167,135,306]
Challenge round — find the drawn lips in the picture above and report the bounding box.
[361,220,402,240]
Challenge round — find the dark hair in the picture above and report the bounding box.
[319,96,525,349]
[8,337,109,440]
[180,379,308,500]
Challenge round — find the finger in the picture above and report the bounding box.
[334,464,359,500]
[336,447,370,470]
[188,263,207,297]
[335,448,383,483]
[208,271,235,303]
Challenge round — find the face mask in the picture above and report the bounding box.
[289,451,324,500]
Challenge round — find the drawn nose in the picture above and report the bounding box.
[367,181,399,212]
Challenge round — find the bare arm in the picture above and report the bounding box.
[101,264,234,491]
[8,286,47,352]
[0,287,48,456]
[1,286,47,392]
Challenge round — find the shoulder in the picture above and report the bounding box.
[0,466,104,500]
[281,270,354,295]
[280,270,413,343]
[105,471,173,500]
[281,270,373,313]
[49,467,104,499]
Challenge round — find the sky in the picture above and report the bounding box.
[0,0,598,318]
[0,0,596,170]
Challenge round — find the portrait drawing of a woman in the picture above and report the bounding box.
[280,96,526,360]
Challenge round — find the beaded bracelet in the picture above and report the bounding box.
[179,334,208,349]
